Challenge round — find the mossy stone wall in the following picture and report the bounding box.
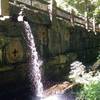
[0,4,100,82]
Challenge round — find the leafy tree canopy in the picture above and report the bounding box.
[55,0,100,24]
[44,0,100,24]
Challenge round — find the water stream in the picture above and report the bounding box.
[22,20,75,100]
[17,10,75,99]
[23,21,44,97]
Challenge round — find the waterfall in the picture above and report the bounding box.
[23,21,44,97]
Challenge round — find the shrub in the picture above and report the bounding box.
[76,81,100,100]
[69,61,100,100]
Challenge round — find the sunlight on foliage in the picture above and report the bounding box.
[76,82,100,100]
[54,0,100,24]
[69,61,100,100]
[69,61,100,84]
[55,0,78,14]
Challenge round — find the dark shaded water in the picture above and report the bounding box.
[0,82,75,100]
[0,81,32,100]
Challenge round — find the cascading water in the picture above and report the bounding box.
[17,8,74,100]
[22,20,44,97]
[22,20,62,100]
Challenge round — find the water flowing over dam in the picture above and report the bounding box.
[0,0,99,99]
[23,20,44,97]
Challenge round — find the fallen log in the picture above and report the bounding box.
[43,81,76,97]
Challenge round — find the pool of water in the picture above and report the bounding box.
[0,83,75,100]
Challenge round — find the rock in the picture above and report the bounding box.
[92,59,100,71]
[43,81,75,97]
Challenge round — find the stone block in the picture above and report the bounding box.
[0,0,9,16]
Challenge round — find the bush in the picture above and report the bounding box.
[69,61,100,100]
[76,82,100,100]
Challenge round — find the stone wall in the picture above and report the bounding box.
[0,0,100,83]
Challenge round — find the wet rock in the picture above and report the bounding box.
[43,81,75,97]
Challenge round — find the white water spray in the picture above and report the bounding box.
[17,8,44,97]
[18,12,44,97]
[18,9,74,100]
[24,21,44,97]
[23,21,44,97]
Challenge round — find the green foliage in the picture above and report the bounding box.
[76,82,100,100]
[45,0,100,24]
[69,61,100,100]
[56,0,100,24]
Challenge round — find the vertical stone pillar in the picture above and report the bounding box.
[0,0,9,16]
[47,0,57,55]
[70,9,75,26]
[93,15,96,34]
[48,0,57,22]
[85,12,89,30]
